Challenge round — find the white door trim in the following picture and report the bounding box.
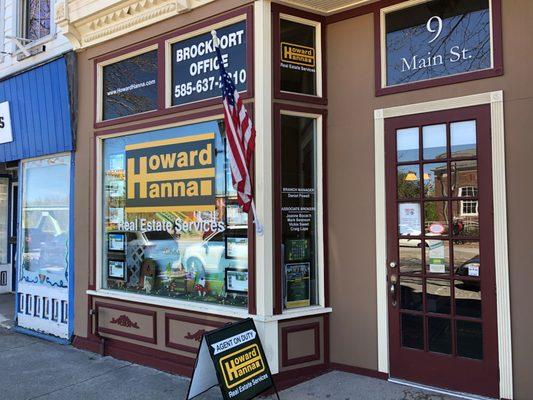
[374,91,513,399]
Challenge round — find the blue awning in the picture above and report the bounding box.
[0,55,75,162]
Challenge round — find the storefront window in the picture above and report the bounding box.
[101,49,158,121]
[280,114,320,309]
[102,120,249,308]
[384,0,491,87]
[280,18,318,96]
[19,155,71,288]
[0,178,8,265]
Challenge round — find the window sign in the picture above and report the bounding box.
[102,49,158,121]
[280,18,317,95]
[0,102,13,144]
[102,120,249,308]
[385,0,491,86]
[170,20,247,107]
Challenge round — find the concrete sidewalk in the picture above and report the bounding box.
[0,323,457,400]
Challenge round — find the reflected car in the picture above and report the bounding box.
[455,256,480,281]
[182,230,247,277]
[108,230,181,275]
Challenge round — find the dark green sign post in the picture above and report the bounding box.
[187,319,279,400]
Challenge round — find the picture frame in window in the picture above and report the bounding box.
[375,0,503,96]
[108,259,126,280]
[108,232,126,252]
[225,268,248,294]
[225,236,248,260]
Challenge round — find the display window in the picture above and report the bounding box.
[101,119,249,308]
[377,0,502,94]
[97,46,159,122]
[19,155,71,288]
[275,108,325,311]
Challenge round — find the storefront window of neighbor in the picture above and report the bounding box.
[102,119,249,307]
[20,155,71,288]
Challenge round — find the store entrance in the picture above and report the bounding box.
[0,178,16,295]
[384,105,499,398]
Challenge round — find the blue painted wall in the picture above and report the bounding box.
[0,56,74,162]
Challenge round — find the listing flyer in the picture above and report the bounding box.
[285,262,311,308]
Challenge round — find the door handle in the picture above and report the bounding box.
[389,274,398,307]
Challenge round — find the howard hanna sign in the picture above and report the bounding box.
[125,133,216,213]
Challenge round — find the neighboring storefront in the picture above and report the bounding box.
[67,0,533,398]
[0,54,77,341]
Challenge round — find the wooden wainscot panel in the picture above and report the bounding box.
[165,314,227,354]
[281,321,321,368]
[96,302,157,344]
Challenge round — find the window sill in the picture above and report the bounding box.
[86,289,250,319]
[255,306,333,323]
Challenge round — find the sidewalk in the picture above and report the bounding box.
[0,324,457,400]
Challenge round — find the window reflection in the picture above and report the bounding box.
[451,121,477,158]
[426,279,451,314]
[398,165,420,199]
[455,280,481,318]
[453,241,480,277]
[423,163,447,198]
[400,276,423,311]
[397,128,419,162]
[25,0,51,41]
[422,124,446,160]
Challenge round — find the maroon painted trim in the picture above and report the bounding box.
[272,3,327,105]
[165,313,226,354]
[281,322,321,367]
[93,5,254,129]
[373,0,503,96]
[74,334,196,377]
[329,363,389,380]
[95,301,158,344]
[273,104,328,314]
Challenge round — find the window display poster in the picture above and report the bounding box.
[286,238,309,262]
[108,233,125,252]
[108,260,126,279]
[285,262,310,308]
[427,240,446,273]
[398,203,421,235]
[171,20,247,106]
[225,269,248,293]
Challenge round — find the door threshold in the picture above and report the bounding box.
[388,378,496,400]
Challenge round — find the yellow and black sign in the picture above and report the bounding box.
[281,42,315,68]
[125,133,216,213]
[186,319,277,400]
[219,344,266,389]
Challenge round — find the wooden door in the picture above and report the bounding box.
[385,105,499,398]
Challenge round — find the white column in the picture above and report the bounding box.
[253,0,278,374]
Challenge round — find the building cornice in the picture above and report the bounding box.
[55,0,214,50]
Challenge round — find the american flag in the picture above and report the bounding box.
[215,45,255,214]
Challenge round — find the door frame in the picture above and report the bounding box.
[374,91,512,399]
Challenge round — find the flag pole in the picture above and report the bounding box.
[211,30,263,236]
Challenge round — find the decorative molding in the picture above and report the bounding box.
[95,302,157,344]
[165,313,227,354]
[110,315,140,329]
[281,322,321,368]
[56,0,213,50]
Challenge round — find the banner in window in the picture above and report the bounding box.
[125,133,216,213]
[171,20,247,107]
[385,0,491,86]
